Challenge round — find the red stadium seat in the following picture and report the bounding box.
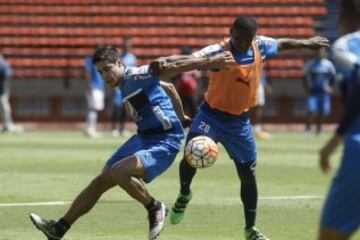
[0,15,313,27]
[0,5,326,16]
[0,0,326,80]
[0,26,315,37]
[0,0,325,5]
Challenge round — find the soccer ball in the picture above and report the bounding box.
[185,135,219,168]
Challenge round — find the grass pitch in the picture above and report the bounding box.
[0,131,358,240]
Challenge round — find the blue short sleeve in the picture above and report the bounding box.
[257,36,278,60]
[192,44,224,58]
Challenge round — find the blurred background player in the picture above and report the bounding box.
[84,45,105,138]
[252,68,272,139]
[111,37,137,137]
[0,53,23,133]
[303,48,336,135]
[169,15,329,240]
[174,46,201,118]
[318,0,360,239]
[29,46,234,240]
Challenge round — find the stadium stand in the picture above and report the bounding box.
[0,0,330,121]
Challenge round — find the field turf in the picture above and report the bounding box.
[0,132,358,240]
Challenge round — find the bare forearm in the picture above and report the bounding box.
[277,36,329,51]
[277,38,310,51]
[158,56,212,79]
[160,81,186,121]
[157,55,192,63]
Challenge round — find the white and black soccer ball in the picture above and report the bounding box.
[185,135,219,168]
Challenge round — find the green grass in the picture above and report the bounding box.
[0,131,358,240]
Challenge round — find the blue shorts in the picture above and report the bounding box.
[307,93,331,115]
[186,102,257,176]
[320,140,360,235]
[106,133,182,183]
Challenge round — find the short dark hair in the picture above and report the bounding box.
[92,46,120,65]
[232,15,258,37]
[340,0,360,20]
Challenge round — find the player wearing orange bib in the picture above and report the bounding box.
[170,15,329,240]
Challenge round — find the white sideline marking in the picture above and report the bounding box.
[0,195,324,208]
[259,195,323,200]
[0,201,70,207]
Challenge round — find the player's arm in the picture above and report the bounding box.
[150,51,234,79]
[84,58,93,93]
[157,55,193,63]
[160,81,191,128]
[326,63,337,94]
[302,63,311,94]
[276,36,329,51]
[302,76,311,94]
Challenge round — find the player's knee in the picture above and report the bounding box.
[110,162,131,187]
[91,174,113,193]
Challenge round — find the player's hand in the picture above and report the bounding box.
[306,36,330,50]
[182,115,192,128]
[319,134,342,174]
[209,51,235,69]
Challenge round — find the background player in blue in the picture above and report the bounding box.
[0,53,23,133]
[253,68,272,140]
[111,37,137,137]
[303,48,336,135]
[84,45,105,138]
[169,15,329,240]
[29,46,235,240]
[318,0,360,239]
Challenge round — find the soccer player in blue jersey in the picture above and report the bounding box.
[111,37,137,137]
[29,46,234,240]
[84,46,105,138]
[169,15,329,240]
[318,0,360,239]
[303,48,336,135]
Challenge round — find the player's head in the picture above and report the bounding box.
[93,46,125,87]
[230,15,258,52]
[339,0,360,34]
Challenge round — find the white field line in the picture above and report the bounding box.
[0,195,324,208]
[0,201,70,207]
[259,195,323,200]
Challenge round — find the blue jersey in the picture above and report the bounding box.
[0,58,12,82]
[332,31,360,143]
[0,57,11,95]
[119,65,184,136]
[85,56,104,92]
[303,58,336,94]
